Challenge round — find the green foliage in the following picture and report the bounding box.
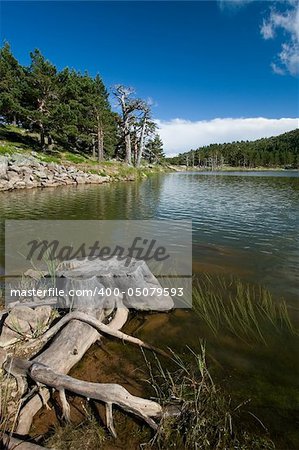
[145,134,165,163]
[0,42,24,125]
[0,43,164,166]
[168,129,299,168]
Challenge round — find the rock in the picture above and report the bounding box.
[34,305,52,327]
[0,348,7,366]
[0,180,9,191]
[13,181,26,189]
[88,174,110,184]
[10,153,38,166]
[24,181,36,189]
[0,153,127,193]
[0,305,52,347]
[126,175,135,181]
[87,174,101,184]
[41,180,61,188]
[74,176,87,184]
[64,179,76,185]
[7,170,19,182]
[34,170,48,179]
[0,155,8,179]
[0,307,33,346]
[8,164,21,173]
[23,269,45,280]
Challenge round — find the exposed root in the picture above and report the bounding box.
[21,310,169,358]
[28,362,162,429]
[105,402,117,438]
[59,388,71,422]
[2,433,48,449]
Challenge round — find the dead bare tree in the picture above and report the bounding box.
[112,85,145,165]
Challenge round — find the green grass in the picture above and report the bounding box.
[192,275,296,345]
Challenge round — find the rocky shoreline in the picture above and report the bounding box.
[0,154,116,192]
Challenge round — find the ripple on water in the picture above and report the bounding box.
[0,171,298,301]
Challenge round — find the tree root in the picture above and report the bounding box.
[1,285,171,439]
[29,362,163,434]
[2,433,48,450]
[21,310,169,358]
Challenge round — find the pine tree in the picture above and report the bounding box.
[0,42,24,125]
[23,49,58,148]
[145,134,165,163]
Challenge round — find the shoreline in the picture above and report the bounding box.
[0,153,171,193]
[171,165,298,172]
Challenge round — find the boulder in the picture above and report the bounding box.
[0,155,8,179]
[0,305,52,347]
[7,170,20,182]
[14,181,26,189]
[74,175,87,184]
[0,180,9,191]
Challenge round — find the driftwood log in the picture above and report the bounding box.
[2,433,48,450]
[1,257,174,446]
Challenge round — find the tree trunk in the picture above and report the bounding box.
[47,135,53,151]
[136,118,146,168]
[40,126,45,149]
[92,137,96,159]
[12,115,17,127]
[97,127,104,162]
[124,128,132,165]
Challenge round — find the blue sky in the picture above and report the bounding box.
[1,1,298,154]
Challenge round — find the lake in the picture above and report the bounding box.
[0,170,298,448]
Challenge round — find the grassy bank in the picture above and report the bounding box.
[0,124,172,183]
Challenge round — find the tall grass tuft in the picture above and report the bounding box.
[144,345,275,449]
[45,408,106,450]
[192,275,296,344]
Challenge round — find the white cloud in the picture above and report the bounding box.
[271,62,285,75]
[218,0,299,76]
[156,117,299,156]
[260,2,299,75]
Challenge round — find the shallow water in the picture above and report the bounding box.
[1,170,299,448]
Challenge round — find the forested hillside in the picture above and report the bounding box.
[0,43,165,166]
[167,129,299,169]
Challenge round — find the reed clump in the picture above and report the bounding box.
[192,275,296,344]
[144,345,275,449]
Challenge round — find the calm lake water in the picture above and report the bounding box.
[1,170,298,303]
[1,170,299,448]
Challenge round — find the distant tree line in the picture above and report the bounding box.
[0,43,165,166]
[167,129,299,169]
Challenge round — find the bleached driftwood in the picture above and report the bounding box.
[4,356,164,437]
[2,433,48,450]
[56,256,174,311]
[21,310,169,358]
[0,258,173,438]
